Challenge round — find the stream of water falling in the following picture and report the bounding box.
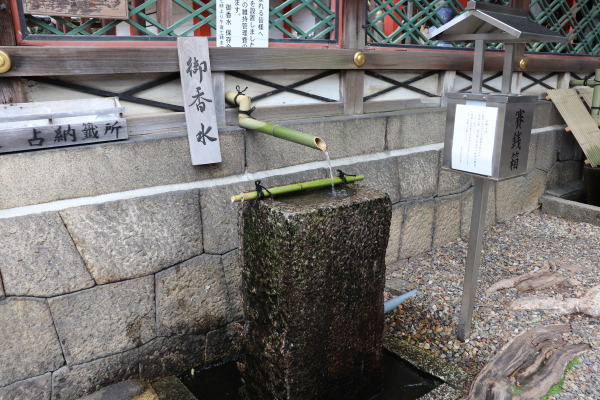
[324,151,337,196]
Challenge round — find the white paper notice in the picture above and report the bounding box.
[216,0,269,48]
[451,104,498,176]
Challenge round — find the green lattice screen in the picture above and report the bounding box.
[22,0,336,41]
[528,0,600,54]
[367,0,600,55]
[366,0,468,46]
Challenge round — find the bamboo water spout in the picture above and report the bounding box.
[231,175,364,203]
[225,91,327,152]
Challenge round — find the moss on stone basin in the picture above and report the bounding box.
[239,185,392,400]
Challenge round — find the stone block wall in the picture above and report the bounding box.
[0,101,581,399]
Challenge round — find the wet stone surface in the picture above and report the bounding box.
[239,185,392,400]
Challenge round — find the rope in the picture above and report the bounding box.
[253,180,272,205]
[234,85,256,117]
[233,85,248,105]
[337,170,356,185]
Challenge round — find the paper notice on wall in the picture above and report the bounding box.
[451,104,498,176]
[216,0,269,47]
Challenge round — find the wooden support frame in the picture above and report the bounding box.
[341,0,366,115]
[0,0,23,103]
[1,45,598,78]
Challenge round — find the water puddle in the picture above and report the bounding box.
[180,351,443,399]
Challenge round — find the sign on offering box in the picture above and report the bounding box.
[442,92,537,182]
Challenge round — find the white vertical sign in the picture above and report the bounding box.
[216,0,269,47]
[451,104,498,176]
[177,37,222,165]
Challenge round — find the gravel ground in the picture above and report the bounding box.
[385,210,600,400]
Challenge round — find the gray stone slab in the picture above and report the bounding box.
[48,276,155,365]
[534,129,559,172]
[523,168,547,212]
[526,131,538,173]
[75,380,152,400]
[138,334,206,380]
[495,176,526,222]
[387,109,446,150]
[385,202,405,266]
[222,249,243,321]
[205,322,241,365]
[328,115,387,158]
[156,254,230,336]
[246,115,386,172]
[52,345,141,400]
[0,373,51,400]
[546,160,583,190]
[557,130,584,161]
[545,180,586,200]
[52,334,206,400]
[265,169,329,188]
[460,185,496,239]
[0,129,244,210]
[487,184,497,228]
[433,195,461,250]
[532,101,564,129]
[0,298,64,387]
[398,150,439,200]
[152,376,196,400]
[200,182,246,254]
[336,157,400,203]
[0,276,4,300]
[437,164,472,197]
[541,195,600,226]
[61,191,203,284]
[0,212,94,297]
[399,200,434,259]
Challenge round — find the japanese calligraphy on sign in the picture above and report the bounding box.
[216,0,269,48]
[0,97,127,154]
[509,108,525,171]
[177,37,222,165]
[451,103,498,176]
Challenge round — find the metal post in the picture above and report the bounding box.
[472,39,485,93]
[501,43,516,94]
[456,38,491,342]
[457,178,491,341]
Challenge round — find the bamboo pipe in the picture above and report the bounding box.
[231,175,364,203]
[225,91,327,152]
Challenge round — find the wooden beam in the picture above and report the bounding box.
[0,45,599,77]
[130,0,145,36]
[225,102,345,125]
[157,0,174,31]
[362,98,440,114]
[0,0,24,103]
[341,0,366,115]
